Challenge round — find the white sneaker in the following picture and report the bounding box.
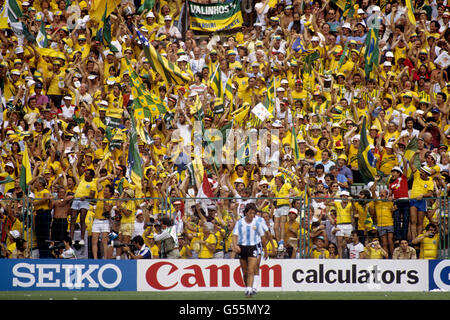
[278,243,284,252]
[79,240,85,246]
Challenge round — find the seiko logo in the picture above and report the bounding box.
[12,263,122,289]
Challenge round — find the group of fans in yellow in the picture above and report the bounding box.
[0,0,449,263]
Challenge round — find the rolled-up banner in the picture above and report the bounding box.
[188,0,243,32]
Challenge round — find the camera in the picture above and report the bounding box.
[47,240,65,254]
[112,240,136,252]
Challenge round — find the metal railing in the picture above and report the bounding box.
[1,190,448,259]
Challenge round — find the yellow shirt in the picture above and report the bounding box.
[410,170,434,199]
[335,200,352,224]
[74,178,98,198]
[374,200,394,227]
[34,189,51,210]
[273,183,291,207]
[198,233,216,259]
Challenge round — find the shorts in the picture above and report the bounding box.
[71,200,90,211]
[119,222,134,237]
[256,242,263,256]
[410,199,427,212]
[336,223,353,237]
[238,245,258,260]
[274,205,290,218]
[377,225,394,236]
[92,219,110,233]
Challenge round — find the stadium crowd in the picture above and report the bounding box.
[0,0,449,261]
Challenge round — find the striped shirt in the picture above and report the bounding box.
[233,216,268,246]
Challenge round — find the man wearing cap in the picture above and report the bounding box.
[157,15,181,40]
[409,151,435,240]
[283,208,300,258]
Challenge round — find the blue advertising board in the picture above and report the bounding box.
[0,259,136,291]
[428,260,450,291]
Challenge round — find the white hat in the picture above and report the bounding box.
[340,190,350,196]
[63,95,72,100]
[146,11,155,18]
[164,15,172,21]
[372,6,380,13]
[234,178,244,184]
[420,166,432,175]
[352,134,360,141]
[100,100,109,106]
[357,8,365,14]
[385,142,394,148]
[5,161,14,168]
[272,120,283,127]
[281,79,289,84]
[356,21,366,27]
[383,61,392,67]
[342,22,351,29]
[311,36,320,42]
[289,208,298,215]
[276,87,285,92]
[259,179,269,186]
[135,209,143,217]
[177,55,189,62]
[15,47,24,54]
[9,230,20,239]
[391,166,403,174]
[385,51,394,58]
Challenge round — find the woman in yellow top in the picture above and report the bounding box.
[31,176,52,258]
[271,174,292,252]
[333,191,354,258]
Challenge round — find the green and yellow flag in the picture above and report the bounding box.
[357,117,378,183]
[406,0,416,25]
[188,0,243,32]
[363,27,379,79]
[136,28,190,85]
[20,143,32,193]
[90,0,121,23]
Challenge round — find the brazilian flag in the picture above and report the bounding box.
[357,117,378,183]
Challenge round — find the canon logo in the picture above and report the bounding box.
[145,262,282,290]
[292,264,419,285]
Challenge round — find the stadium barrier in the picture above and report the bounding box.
[1,187,448,259]
[1,259,449,292]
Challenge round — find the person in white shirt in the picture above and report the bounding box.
[347,230,365,259]
[132,210,145,239]
[157,15,181,40]
[57,236,77,259]
[400,116,420,139]
[61,96,76,120]
[189,47,206,75]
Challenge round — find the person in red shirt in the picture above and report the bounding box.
[388,165,410,244]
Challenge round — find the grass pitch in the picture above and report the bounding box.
[0,291,449,300]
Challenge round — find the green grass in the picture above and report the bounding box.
[0,291,449,300]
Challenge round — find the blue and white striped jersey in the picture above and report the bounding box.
[232,216,268,246]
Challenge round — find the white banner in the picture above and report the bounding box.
[137,259,429,292]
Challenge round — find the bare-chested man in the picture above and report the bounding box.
[50,186,74,243]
